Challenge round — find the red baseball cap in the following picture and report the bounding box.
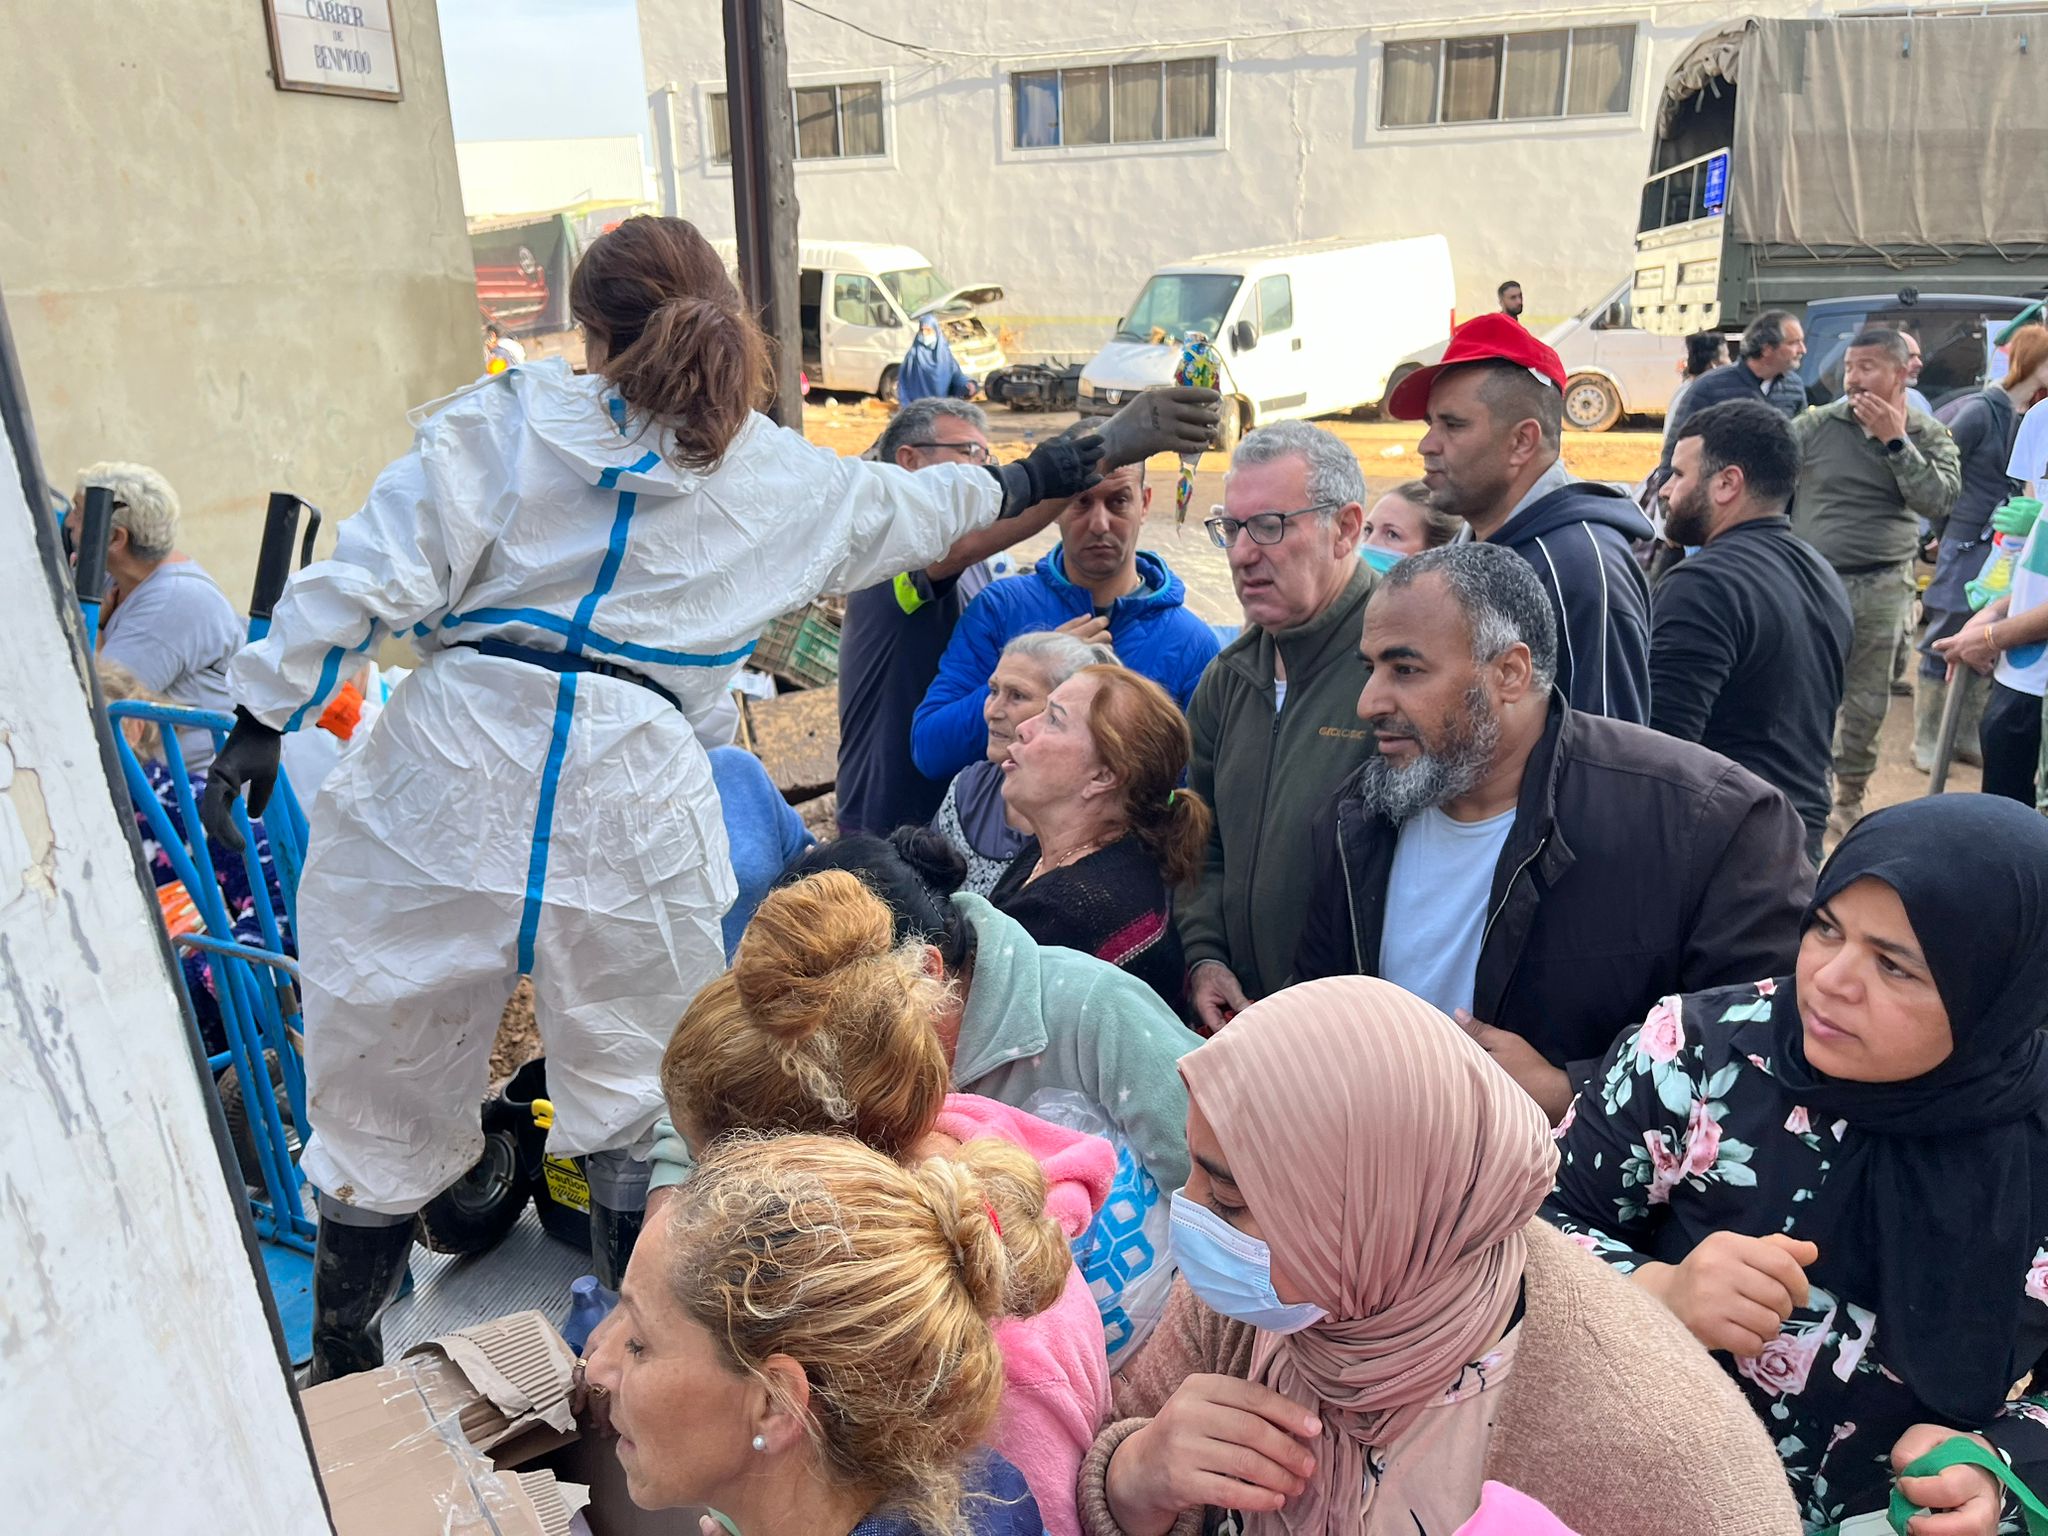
[1386,312,1567,421]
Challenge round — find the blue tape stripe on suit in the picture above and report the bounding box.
[515,484,642,975]
[518,671,579,975]
[284,623,379,732]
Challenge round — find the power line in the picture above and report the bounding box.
[781,0,1671,66]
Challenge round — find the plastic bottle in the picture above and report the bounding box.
[561,1274,617,1355]
[1966,497,2043,611]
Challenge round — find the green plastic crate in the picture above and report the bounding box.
[753,601,841,688]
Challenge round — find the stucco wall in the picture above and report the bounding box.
[643,0,1844,361]
[1,0,479,605]
[1,358,331,1533]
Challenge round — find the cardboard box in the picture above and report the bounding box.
[301,1310,701,1536]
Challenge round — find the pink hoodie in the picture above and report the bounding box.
[934,1093,1114,1536]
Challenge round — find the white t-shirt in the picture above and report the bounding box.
[1273,677,1289,712]
[1378,804,1517,1018]
[1995,514,2048,698]
[2010,403,2048,492]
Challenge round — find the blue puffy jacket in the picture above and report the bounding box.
[911,547,1219,781]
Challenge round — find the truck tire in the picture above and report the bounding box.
[1374,363,1420,420]
[1564,375,1623,433]
[416,1127,531,1256]
[877,366,900,406]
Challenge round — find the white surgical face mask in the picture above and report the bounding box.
[1169,1192,1328,1334]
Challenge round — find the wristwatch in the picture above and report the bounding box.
[1885,436,1908,455]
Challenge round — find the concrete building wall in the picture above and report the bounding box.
[642,0,1848,362]
[457,135,652,219]
[1,0,479,603]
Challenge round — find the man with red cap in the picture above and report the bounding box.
[1388,314,1654,723]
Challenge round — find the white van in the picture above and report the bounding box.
[1078,236,1456,448]
[1544,277,1687,431]
[716,239,1007,401]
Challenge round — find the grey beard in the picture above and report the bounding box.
[1354,689,1502,823]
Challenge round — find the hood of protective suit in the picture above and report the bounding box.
[499,358,715,496]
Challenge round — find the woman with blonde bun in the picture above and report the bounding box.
[653,869,1117,1535]
[584,1132,1066,1535]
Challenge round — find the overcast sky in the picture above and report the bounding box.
[437,0,651,142]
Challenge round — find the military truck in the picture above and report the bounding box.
[1632,14,2048,338]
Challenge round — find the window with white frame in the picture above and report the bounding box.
[1012,56,1217,149]
[1380,25,1635,128]
[707,81,886,164]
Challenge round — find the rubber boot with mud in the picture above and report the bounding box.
[585,1147,650,1291]
[1912,672,1946,773]
[589,1199,644,1291]
[304,1205,416,1384]
[1828,775,1868,842]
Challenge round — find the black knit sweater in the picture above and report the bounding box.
[988,831,1186,1016]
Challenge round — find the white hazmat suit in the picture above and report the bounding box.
[230,361,1001,1213]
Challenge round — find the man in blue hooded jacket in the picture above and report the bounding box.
[1387,313,1653,723]
[911,450,1219,781]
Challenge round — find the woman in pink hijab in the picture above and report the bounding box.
[1074,976,1800,1536]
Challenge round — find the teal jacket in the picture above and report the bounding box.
[648,892,1199,1195]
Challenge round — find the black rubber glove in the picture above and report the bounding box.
[200,707,283,853]
[1094,385,1226,470]
[985,432,1106,519]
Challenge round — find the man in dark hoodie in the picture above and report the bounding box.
[1387,313,1654,723]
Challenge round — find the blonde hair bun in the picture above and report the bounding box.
[731,868,897,1043]
[915,1140,1072,1324]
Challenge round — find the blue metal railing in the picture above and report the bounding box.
[109,700,315,1255]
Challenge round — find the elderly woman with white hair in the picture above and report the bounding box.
[930,627,1115,895]
[77,461,243,771]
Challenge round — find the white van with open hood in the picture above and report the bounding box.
[719,239,1007,402]
[1078,236,1455,449]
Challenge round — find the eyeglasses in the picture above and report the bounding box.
[1204,504,1337,548]
[907,441,992,464]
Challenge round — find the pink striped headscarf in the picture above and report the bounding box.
[1180,977,1560,1535]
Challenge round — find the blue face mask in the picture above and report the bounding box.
[1359,544,1404,575]
[1169,1192,1328,1335]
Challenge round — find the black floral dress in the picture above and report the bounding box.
[1541,980,2048,1533]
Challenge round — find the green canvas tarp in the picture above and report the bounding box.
[1704,15,2048,255]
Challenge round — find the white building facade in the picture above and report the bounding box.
[642,0,1862,361]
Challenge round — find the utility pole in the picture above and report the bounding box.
[722,0,804,427]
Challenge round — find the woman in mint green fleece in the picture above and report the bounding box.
[648,838,1200,1202]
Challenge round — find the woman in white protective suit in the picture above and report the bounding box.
[198,216,1216,1381]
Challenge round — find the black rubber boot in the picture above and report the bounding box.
[585,1147,650,1291]
[589,1199,644,1291]
[304,1211,416,1384]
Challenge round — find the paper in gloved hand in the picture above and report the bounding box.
[1172,335,1223,525]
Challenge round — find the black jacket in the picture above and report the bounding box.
[1490,483,1654,724]
[1649,516,1852,851]
[1926,387,2023,613]
[1293,697,1813,1085]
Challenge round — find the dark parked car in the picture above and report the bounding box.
[1798,291,2044,411]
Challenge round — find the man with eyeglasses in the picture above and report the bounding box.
[1180,420,1381,1033]
[911,422,1219,785]
[1389,313,1654,724]
[834,398,1066,837]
